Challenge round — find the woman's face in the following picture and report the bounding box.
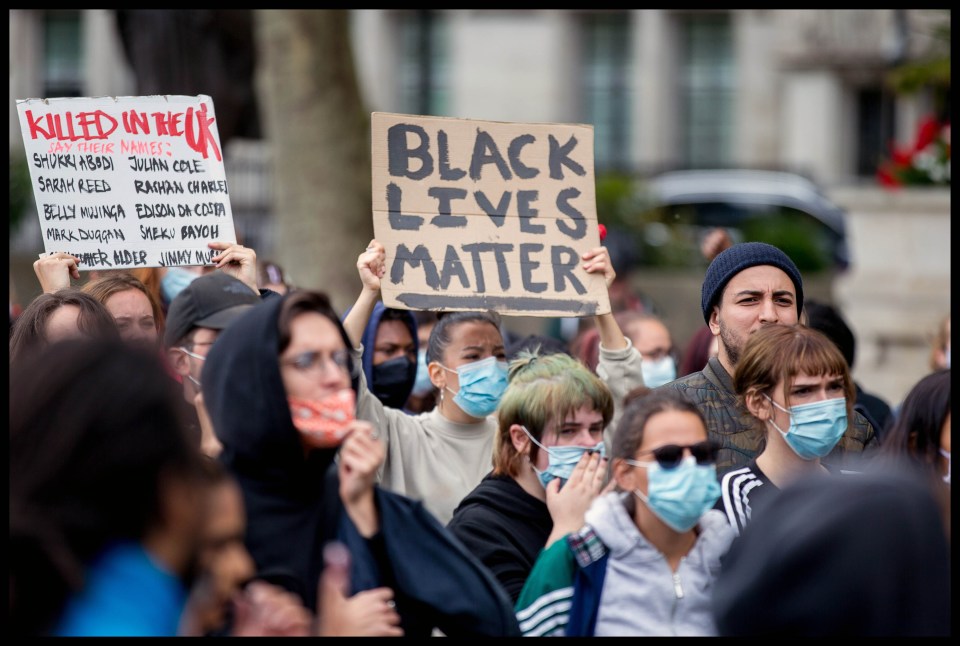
[768,371,846,431]
[279,312,351,401]
[432,320,505,391]
[532,404,604,471]
[617,409,707,496]
[105,288,158,345]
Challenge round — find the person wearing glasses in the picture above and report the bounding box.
[718,324,859,537]
[198,288,521,637]
[342,239,642,526]
[515,389,734,636]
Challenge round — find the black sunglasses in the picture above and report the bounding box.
[636,441,718,469]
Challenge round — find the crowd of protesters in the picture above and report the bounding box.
[9,230,950,636]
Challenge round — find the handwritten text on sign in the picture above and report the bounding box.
[371,112,610,317]
[17,95,236,270]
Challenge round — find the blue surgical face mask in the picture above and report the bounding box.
[626,455,721,532]
[440,356,509,418]
[411,349,434,397]
[161,267,199,306]
[520,425,605,490]
[641,355,677,388]
[765,395,848,461]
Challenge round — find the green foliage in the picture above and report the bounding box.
[10,153,33,233]
[740,212,831,273]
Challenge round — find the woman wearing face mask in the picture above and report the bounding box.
[446,350,615,602]
[515,389,734,636]
[201,290,520,637]
[717,324,856,536]
[343,239,643,526]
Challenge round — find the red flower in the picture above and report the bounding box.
[598,223,607,242]
[914,116,940,152]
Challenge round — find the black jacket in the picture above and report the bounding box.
[202,294,519,636]
[447,472,553,603]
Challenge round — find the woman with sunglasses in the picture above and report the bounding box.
[515,389,733,636]
[343,239,642,525]
[718,324,857,536]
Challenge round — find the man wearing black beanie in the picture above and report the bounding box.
[660,241,876,474]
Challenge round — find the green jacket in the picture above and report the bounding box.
[661,357,877,474]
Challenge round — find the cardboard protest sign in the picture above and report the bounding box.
[371,112,610,318]
[17,95,236,270]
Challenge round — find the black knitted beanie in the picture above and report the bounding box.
[700,242,803,324]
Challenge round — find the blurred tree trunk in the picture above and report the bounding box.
[254,10,372,313]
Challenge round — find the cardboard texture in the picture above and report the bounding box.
[17,95,236,270]
[371,112,610,318]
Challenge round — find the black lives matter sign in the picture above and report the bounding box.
[371,112,610,317]
[17,95,236,270]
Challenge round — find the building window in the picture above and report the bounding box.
[398,10,449,116]
[580,12,632,173]
[679,14,734,168]
[856,87,896,178]
[43,11,83,98]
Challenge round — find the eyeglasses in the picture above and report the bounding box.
[628,441,718,469]
[281,349,351,375]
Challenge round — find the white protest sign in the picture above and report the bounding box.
[17,95,236,270]
[371,112,610,318]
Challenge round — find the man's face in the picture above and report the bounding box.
[169,327,220,401]
[193,479,255,633]
[710,265,798,369]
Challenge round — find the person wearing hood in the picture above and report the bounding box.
[348,301,419,411]
[343,239,644,525]
[447,349,615,602]
[515,389,734,636]
[201,289,521,637]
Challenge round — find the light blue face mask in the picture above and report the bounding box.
[440,356,509,418]
[161,267,199,305]
[520,425,605,490]
[641,355,677,388]
[626,455,720,532]
[411,349,434,397]
[765,395,848,461]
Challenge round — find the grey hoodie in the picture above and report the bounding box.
[587,491,735,636]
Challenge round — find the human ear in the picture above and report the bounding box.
[509,424,531,454]
[168,347,190,377]
[745,389,771,421]
[708,307,721,336]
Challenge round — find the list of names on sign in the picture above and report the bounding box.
[17,95,237,270]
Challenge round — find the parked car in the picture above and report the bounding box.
[605,169,850,274]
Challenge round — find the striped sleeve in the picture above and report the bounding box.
[515,537,577,636]
[719,466,762,536]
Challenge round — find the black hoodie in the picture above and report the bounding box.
[202,294,342,610]
[447,473,553,603]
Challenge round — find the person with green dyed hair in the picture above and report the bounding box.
[447,348,635,603]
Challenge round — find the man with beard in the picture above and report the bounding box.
[660,241,876,475]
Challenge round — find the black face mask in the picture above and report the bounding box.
[371,356,418,409]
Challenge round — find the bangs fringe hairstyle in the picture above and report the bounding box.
[493,349,614,477]
[734,324,855,423]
